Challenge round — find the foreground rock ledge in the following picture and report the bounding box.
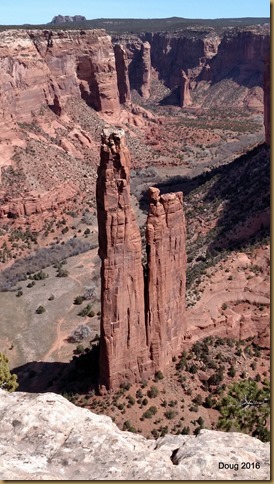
[0,390,270,480]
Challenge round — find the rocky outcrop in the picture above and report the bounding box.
[140,41,151,99]
[97,129,186,389]
[0,390,270,480]
[264,55,270,144]
[146,188,186,370]
[50,14,87,24]
[0,181,79,219]
[114,43,131,104]
[97,128,151,390]
[0,28,120,134]
[179,69,192,107]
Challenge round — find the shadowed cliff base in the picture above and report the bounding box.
[13,344,100,395]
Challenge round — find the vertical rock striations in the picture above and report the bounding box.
[97,128,151,390]
[146,188,186,370]
[140,41,151,99]
[114,43,131,105]
[264,55,270,145]
[179,69,192,107]
[97,130,186,390]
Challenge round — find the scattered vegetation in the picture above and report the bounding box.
[0,353,18,392]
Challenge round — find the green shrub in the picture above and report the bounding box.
[74,295,86,305]
[56,268,69,277]
[0,353,18,392]
[164,409,177,420]
[154,370,164,381]
[189,405,199,412]
[228,366,236,377]
[75,344,85,354]
[192,394,203,405]
[122,420,136,432]
[147,385,159,398]
[36,305,45,314]
[142,406,157,419]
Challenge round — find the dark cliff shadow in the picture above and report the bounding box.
[159,86,180,106]
[138,143,270,254]
[13,344,100,396]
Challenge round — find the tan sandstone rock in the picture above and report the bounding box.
[0,390,270,480]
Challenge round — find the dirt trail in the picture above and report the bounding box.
[42,252,98,362]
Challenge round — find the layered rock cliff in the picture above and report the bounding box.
[97,129,186,389]
[146,188,186,370]
[0,181,79,219]
[0,28,121,135]
[115,27,269,108]
[200,29,270,87]
[0,390,270,480]
[264,55,270,144]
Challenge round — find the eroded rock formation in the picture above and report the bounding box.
[0,390,270,480]
[97,128,152,390]
[146,188,186,369]
[179,69,192,107]
[97,129,186,389]
[0,181,79,219]
[140,41,151,99]
[114,43,131,104]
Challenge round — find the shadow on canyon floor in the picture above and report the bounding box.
[139,142,270,254]
[13,344,100,396]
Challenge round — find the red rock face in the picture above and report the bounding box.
[0,28,120,133]
[0,181,79,219]
[179,70,192,107]
[97,128,152,390]
[146,188,186,370]
[201,30,269,86]
[264,56,270,145]
[113,43,131,105]
[97,130,187,390]
[140,41,151,99]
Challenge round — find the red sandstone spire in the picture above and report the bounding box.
[97,129,187,390]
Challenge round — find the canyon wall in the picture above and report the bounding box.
[0,28,121,135]
[97,129,186,389]
[200,30,270,86]
[115,28,269,108]
[264,55,270,145]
